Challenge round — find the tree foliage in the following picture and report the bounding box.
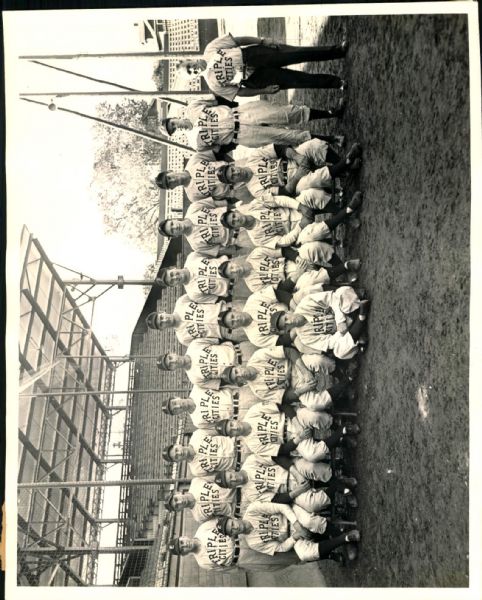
[91,99,161,254]
[152,61,166,91]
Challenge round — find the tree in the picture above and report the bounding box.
[91,99,163,254]
[152,61,166,91]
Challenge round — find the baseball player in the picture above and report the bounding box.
[157,200,241,257]
[270,291,371,360]
[240,247,361,294]
[215,140,362,198]
[154,260,252,304]
[168,519,304,571]
[145,294,251,345]
[160,386,243,429]
[160,96,346,151]
[222,190,363,266]
[155,150,235,203]
[215,454,358,514]
[214,410,360,463]
[163,477,241,523]
[162,427,241,477]
[216,506,360,563]
[157,338,246,389]
[224,346,356,413]
[176,34,348,101]
[241,284,290,348]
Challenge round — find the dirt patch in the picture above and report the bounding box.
[258,14,470,587]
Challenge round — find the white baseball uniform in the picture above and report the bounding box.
[241,401,332,462]
[184,97,311,150]
[246,346,334,411]
[293,286,361,360]
[185,151,232,203]
[189,386,241,429]
[188,477,238,523]
[242,285,287,348]
[188,429,240,476]
[240,454,330,513]
[241,501,326,561]
[243,247,331,293]
[183,252,231,303]
[191,519,240,571]
[185,202,234,256]
[233,139,330,198]
[185,339,240,389]
[172,294,226,346]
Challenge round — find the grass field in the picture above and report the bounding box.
[258,14,470,587]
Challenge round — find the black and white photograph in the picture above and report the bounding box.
[3,2,481,596]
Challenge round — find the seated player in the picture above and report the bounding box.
[215,454,358,514]
[215,139,362,199]
[146,294,252,345]
[163,476,241,523]
[216,506,360,563]
[270,291,371,360]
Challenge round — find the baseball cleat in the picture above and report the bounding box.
[340,79,348,92]
[343,423,361,435]
[344,259,361,271]
[346,143,362,162]
[345,530,361,543]
[345,494,358,509]
[340,39,349,54]
[342,543,359,561]
[347,191,363,211]
[329,98,347,119]
[341,436,358,449]
[339,476,358,488]
[359,299,371,317]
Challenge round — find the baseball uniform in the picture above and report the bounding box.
[185,151,232,203]
[185,339,241,389]
[293,286,361,360]
[188,477,238,523]
[185,202,234,256]
[188,429,240,477]
[237,195,334,265]
[189,386,241,429]
[242,285,288,348]
[233,139,330,198]
[184,97,311,150]
[241,501,327,560]
[240,454,330,513]
[241,401,332,462]
[183,252,231,303]
[172,294,226,346]
[246,346,334,412]
[243,247,331,293]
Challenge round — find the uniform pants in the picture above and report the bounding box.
[293,457,332,483]
[292,504,327,534]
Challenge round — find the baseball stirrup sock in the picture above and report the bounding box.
[348,317,366,341]
[324,208,349,230]
[317,534,348,559]
[308,109,336,120]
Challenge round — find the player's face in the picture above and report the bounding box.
[165,172,189,190]
[183,59,207,77]
[225,518,249,536]
[171,493,189,510]
[177,536,196,555]
[225,420,250,437]
[165,268,190,286]
[152,312,175,329]
[225,210,248,229]
[224,165,251,184]
[169,444,191,461]
[169,118,193,133]
[163,220,184,236]
[223,470,245,488]
[164,353,184,370]
[224,261,252,280]
[168,397,190,415]
[229,366,257,385]
[278,312,303,331]
[223,310,253,329]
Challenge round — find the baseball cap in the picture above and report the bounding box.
[214,420,230,436]
[160,118,173,137]
[270,310,287,334]
[157,353,171,371]
[216,164,231,184]
[162,444,175,462]
[158,219,174,237]
[164,491,178,511]
[161,398,174,415]
[216,516,230,535]
[155,171,171,190]
[214,472,229,488]
[168,537,182,555]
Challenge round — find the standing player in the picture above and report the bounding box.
[176,34,348,101]
[145,294,252,345]
[160,96,345,151]
[163,477,240,523]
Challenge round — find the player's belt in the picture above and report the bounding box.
[233,343,243,365]
[232,392,240,418]
[232,112,241,142]
[282,417,291,443]
[234,486,242,517]
[279,159,289,186]
[235,440,242,470]
[231,540,241,565]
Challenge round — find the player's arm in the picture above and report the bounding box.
[237,85,280,97]
[232,36,264,46]
[272,481,311,504]
[261,192,300,211]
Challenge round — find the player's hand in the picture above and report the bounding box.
[264,84,280,94]
[289,466,306,484]
[297,480,312,494]
[292,521,315,540]
[294,256,310,272]
[337,321,348,335]
[298,204,315,221]
[294,428,312,444]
